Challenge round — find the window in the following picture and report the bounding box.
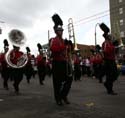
[120,19,124,25]
[119,8,123,14]
[119,0,122,3]
[120,31,124,37]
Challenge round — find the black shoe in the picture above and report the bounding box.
[99,80,102,83]
[104,83,107,88]
[27,80,30,84]
[56,101,63,106]
[5,87,9,90]
[13,83,16,88]
[108,91,118,95]
[40,81,44,85]
[4,86,9,90]
[63,97,70,104]
[15,91,20,95]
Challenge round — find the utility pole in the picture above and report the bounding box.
[0,27,2,34]
[47,30,50,58]
[48,30,50,42]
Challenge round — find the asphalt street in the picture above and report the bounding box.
[0,74,125,118]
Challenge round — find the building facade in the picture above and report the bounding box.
[109,0,125,43]
[77,44,95,58]
[42,43,95,59]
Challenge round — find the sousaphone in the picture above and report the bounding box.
[5,29,28,68]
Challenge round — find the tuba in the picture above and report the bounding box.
[5,29,28,68]
[8,29,26,47]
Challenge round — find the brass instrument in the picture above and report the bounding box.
[109,34,124,48]
[8,29,26,47]
[68,18,79,51]
[5,29,28,68]
[5,50,28,68]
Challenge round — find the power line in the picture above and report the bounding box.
[49,13,110,34]
[49,13,110,36]
[61,3,125,30]
[73,10,109,25]
[64,6,125,30]
[49,3,125,34]
[61,13,110,32]
[74,14,110,27]
[73,2,125,25]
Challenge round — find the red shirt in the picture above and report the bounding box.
[10,50,24,65]
[0,53,8,69]
[95,54,103,64]
[102,41,115,60]
[50,37,66,61]
[90,55,96,64]
[73,55,80,64]
[36,55,46,67]
[90,54,103,64]
[26,54,32,66]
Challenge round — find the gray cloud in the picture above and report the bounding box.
[0,0,109,53]
[0,0,52,27]
[0,0,109,28]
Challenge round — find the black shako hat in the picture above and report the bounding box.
[99,23,110,34]
[37,43,42,52]
[52,13,63,31]
[3,39,9,49]
[26,47,31,53]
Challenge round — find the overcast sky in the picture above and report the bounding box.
[0,0,110,55]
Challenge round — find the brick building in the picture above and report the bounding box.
[77,44,95,57]
[109,0,125,43]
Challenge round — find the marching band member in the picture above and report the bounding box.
[63,39,73,102]
[50,14,72,106]
[0,39,10,90]
[90,49,96,78]
[24,47,33,84]
[36,43,46,85]
[99,23,119,95]
[46,57,52,77]
[5,29,28,94]
[94,45,104,83]
[90,45,104,81]
[31,55,37,78]
[102,33,118,95]
[10,46,24,94]
[73,53,81,80]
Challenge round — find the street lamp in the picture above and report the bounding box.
[95,23,100,46]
